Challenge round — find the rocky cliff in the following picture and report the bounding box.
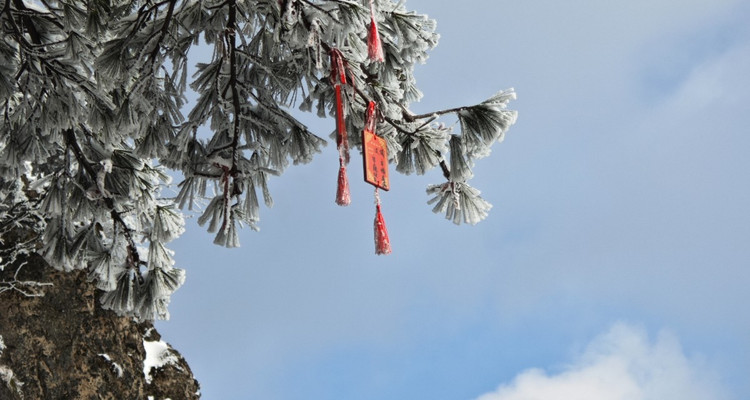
[0,252,200,400]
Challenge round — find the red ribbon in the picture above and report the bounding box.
[331,48,350,206]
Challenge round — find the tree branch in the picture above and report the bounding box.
[146,0,178,69]
[63,129,144,270]
[0,261,53,298]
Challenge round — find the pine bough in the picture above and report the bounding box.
[0,0,517,320]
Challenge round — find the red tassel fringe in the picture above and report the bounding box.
[374,191,391,255]
[367,0,385,62]
[336,161,351,206]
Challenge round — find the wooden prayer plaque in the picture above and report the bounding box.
[362,129,390,191]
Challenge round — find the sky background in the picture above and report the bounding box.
[157,1,750,399]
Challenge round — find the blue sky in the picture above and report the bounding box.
[157,1,750,398]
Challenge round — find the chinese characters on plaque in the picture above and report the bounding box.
[362,128,389,191]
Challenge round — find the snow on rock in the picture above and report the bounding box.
[0,364,24,398]
[143,338,180,384]
[98,353,124,378]
[0,335,5,356]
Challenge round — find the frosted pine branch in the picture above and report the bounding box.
[0,0,517,320]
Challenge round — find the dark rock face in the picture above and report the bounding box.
[0,253,200,400]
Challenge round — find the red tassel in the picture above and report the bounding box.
[367,0,385,62]
[373,189,391,255]
[336,156,351,206]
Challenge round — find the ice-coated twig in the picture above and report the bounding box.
[0,262,53,297]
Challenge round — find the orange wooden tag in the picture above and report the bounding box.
[362,128,389,191]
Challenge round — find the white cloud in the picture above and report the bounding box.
[475,323,729,400]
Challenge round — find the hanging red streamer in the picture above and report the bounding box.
[330,49,349,161]
[334,85,348,159]
[363,102,391,254]
[331,48,351,205]
[329,48,347,85]
[373,189,391,255]
[367,0,385,62]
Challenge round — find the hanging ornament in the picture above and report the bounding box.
[367,0,385,63]
[361,101,391,254]
[330,48,351,205]
[373,188,391,255]
[361,101,389,191]
[334,83,348,158]
[330,48,348,159]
